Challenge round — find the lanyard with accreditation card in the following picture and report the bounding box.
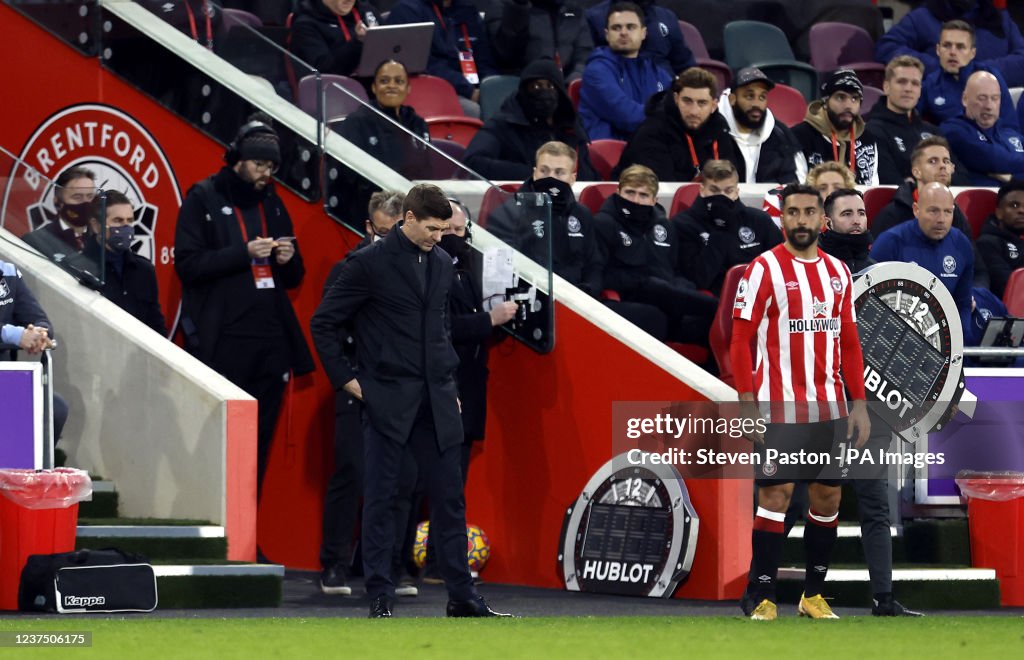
[432,4,479,85]
[233,204,275,289]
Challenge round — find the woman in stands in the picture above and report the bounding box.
[876,0,1024,87]
[334,59,433,222]
[290,0,382,76]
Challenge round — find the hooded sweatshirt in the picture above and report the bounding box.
[791,99,879,185]
[578,46,673,141]
[464,58,597,180]
[718,90,799,184]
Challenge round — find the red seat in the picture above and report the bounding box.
[425,115,483,147]
[863,186,897,230]
[568,78,581,111]
[579,183,619,214]
[669,183,701,217]
[476,182,521,227]
[407,75,464,119]
[1003,268,1024,317]
[298,74,368,123]
[709,264,754,387]
[588,139,626,182]
[955,188,998,239]
[766,83,807,128]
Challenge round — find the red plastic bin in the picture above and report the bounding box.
[956,471,1024,607]
[0,468,92,610]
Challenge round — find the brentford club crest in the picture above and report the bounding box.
[738,226,755,243]
[943,255,957,274]
[3,103,182,331]
[652,224,668,243]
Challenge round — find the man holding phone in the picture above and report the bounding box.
[175,116,315,507]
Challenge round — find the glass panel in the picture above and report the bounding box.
[5,0,101,56]
[99,6,321,201]
[0,144,106,287]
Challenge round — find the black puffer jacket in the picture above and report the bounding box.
[593,193,678,294]
[614,90,742,182]
[289,0,381,76]
[465,58,596,180]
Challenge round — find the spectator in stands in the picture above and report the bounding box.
[762,162,856,226]
[578,2,672,141]
[84,191,166,335]
[593,164,718,347]
[23,167,97,260]
[483,0,593,82]
[867,55,943,184]
[486,141,601,294]
[140,0,223,50]
[871,182,974,329]
[791,69,879,185]
[941,70,1024,186]
[819,188,874,274]
[976,180,1024,299]
[385,0,498,117]
[719,67,799,184]
[336,59,431,224]
[585,0,694,74]
[465,58,597,181]
[918,20,1017,129]
[675,159,782,295]
[289,0,382,77]
[175,117,315,501]
[0,258,68,444]
[875,0,1024,88]
[615,67,741,182]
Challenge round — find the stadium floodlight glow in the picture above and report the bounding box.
[558,453,699,598]
[853,261,967,442]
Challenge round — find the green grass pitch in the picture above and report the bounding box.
[2,616,1022,658]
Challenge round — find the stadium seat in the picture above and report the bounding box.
[425,116,484,147]
[669,183,701,217]
[709,264,753,387]
[955,188,998,239]
[477,182,521,227]
[1003,268,1024,316]
[861,85,884,114]
[766,83,807,127]
[808,22,886,89]
[426,139,467,180]
[298,74,368,123]
[568,78,581,112]
[480,75,519,122]
[221,8,263,30]
[588,139,627,182]
[579,183,619,214]
[863,186,897,230]
[723,20,819,103]
[678,20,732,92]
[407,75,464,118]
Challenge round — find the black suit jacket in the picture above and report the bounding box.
[310,227,463,450]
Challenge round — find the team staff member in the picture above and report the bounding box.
[311,184,510,619]
[289,0,381,77]
[732,183,870,620]
[175,117,314,500]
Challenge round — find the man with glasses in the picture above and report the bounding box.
[175,117,315,510]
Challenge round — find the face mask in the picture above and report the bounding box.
[60,201,93,228]
[531,177,574,215]
[107,225,135,253]
[615,195,654,225]
[438,234,469,262]
[704,194,739,227]
[522,88,559,121]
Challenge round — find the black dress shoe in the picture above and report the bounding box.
[369,595,393,618]
[446,595,514,618]
[872,594,924,617]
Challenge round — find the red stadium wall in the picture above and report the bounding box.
[0,5,748,600]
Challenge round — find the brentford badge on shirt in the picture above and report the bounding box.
[652,224,668,243]
[532,219,545,238]
[567,216,581,234]
[738,226,755,243]
[830,276,842,292]
[943,255,957,273]
[1008,243,1019,259]
[619,231,632,246]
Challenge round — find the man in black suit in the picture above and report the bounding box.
[310,184,511,619]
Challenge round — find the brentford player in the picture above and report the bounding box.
[730,183,870,620]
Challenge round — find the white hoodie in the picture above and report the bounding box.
[718,89,777,184]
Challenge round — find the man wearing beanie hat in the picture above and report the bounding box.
[175,116,315,515]
[465,57,598,180]
[791,69,880,185]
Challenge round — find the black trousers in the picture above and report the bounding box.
[319,399,364,571]
[362,399,475,602]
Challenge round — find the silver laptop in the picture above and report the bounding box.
[354,22,435,78]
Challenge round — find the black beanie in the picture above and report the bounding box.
[238,131,281,164]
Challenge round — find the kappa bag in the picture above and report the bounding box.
[18,548,158,613]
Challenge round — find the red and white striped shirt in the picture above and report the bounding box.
[732,244,857,423]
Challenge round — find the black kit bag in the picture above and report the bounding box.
[18,548,158,613]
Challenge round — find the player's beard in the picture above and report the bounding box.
[786,225,820,251]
